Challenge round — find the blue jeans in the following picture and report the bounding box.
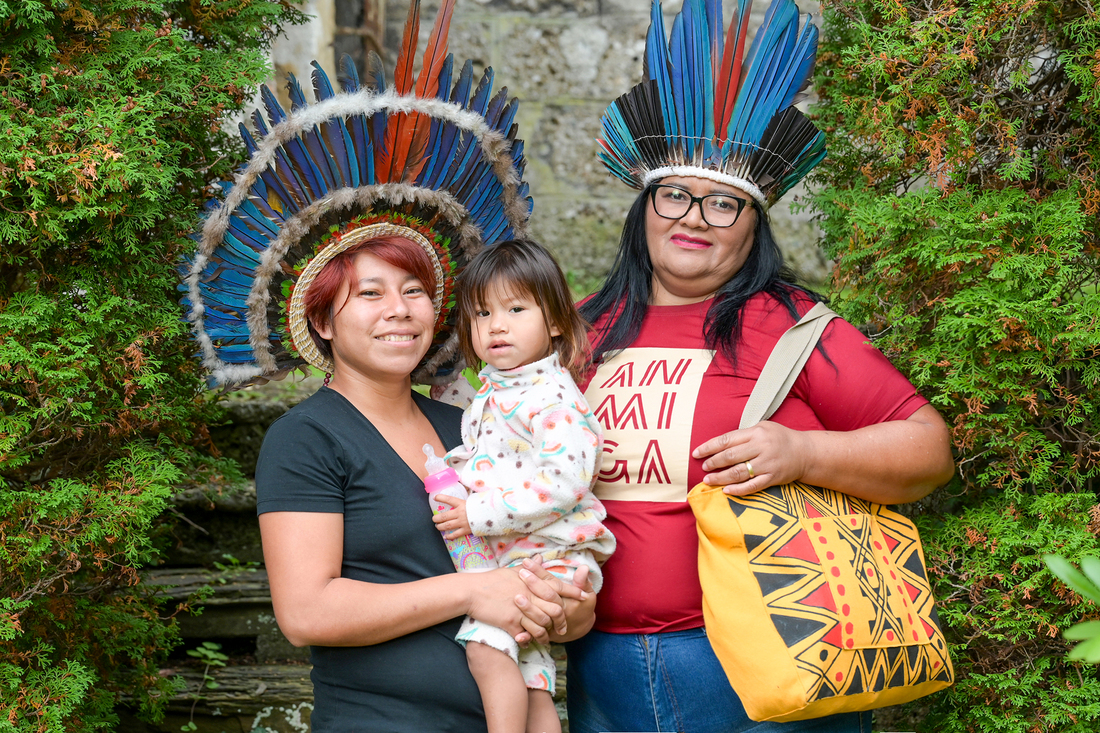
[566,629,872,733]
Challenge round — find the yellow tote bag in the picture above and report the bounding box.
[686,304,953,722]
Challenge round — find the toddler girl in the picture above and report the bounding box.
[432,239,615,733]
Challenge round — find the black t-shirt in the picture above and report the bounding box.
[255,387,487,733]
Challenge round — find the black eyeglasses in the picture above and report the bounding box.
[649,184,750,227]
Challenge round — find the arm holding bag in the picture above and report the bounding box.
[686,303,953,723]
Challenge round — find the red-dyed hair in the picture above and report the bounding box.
[302,236,437,362]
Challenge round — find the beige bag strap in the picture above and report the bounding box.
[739,302,838,429]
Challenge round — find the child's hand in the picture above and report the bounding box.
[432,494,474,540]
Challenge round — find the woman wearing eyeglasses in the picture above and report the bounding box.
[569,170,959,733]
[560,0,955,728]
[567,172,955,731]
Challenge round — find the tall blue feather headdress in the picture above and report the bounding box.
[598,0,825,207]
[180,0,531,388]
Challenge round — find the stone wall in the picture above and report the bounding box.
[380,0,830,287]
[272,0,338,107]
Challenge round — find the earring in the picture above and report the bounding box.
[323,372,332,387]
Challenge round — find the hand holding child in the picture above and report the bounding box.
[433,493,473,540]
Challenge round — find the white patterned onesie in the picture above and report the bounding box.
[445,352,615,693]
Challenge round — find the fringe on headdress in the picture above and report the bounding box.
[180,0,532,387]
[597,0,826,207]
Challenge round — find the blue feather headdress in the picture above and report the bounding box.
[598,0,826,207]
[180,0,531,388]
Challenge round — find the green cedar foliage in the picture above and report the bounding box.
[919,492,1100,731]
[0,1,304,730]
[1044,554,1100,663]
[811,1,1100,730]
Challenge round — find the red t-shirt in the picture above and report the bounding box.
[580,292,928,634]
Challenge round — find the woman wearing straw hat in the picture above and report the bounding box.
[255,225,591,732]
[180,2,594,729]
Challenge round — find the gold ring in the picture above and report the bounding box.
[745,461,755,479]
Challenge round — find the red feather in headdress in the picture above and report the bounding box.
[382,0,456,183]
[714,0,753,144]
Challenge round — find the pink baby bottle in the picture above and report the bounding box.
[422,445,496,572]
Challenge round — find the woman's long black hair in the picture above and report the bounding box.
[579,185,822,366]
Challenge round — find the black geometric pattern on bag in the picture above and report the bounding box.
[727,483,953,701]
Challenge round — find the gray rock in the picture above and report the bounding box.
[161,504,264,568]
[769,184,831,286]
[495,16,647,100]
[530,195,634,286]
[467,0,599,15]
[523,102,626,194]
[144,567,310,663]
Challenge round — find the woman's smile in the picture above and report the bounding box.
[670,233,712,250]
[376,332,418,343]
